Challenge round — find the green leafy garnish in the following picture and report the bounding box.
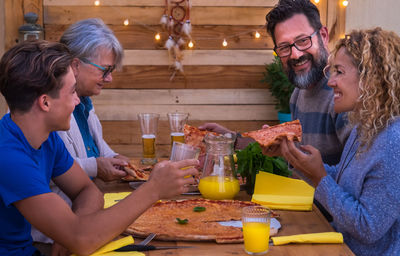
[176,218,188,224]
[193,206,206,212]
[236,142,292,193]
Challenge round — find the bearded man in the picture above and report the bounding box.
[265,0,351,165]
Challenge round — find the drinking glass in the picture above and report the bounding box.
[170,142,200,162]
[167,112,189,146]
[242,206,271,255]
[138,113,160,165]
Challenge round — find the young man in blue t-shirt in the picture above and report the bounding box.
[0,41,198,256]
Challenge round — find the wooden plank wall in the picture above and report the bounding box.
[1,0,346,158]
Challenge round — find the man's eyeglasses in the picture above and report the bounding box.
[80,58,116,79]
[274,30,319,58]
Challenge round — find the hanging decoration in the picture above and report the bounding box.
[160,0,192,81]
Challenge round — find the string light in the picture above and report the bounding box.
[123,19,129,26]
[254,31,261,39]
[94,0,100,6]
[222,39,228,47]
[314,0,320,3]
[342,0,348,6]
[188,40,194,48]
[154,33,161,41]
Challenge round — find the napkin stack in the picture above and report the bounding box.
[251,171,315,211]
[271,232,343,245]
[71,236,144,256]
[104,192,131,208]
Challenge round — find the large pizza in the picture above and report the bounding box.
[126,198,278,243]
[243,120,302,147]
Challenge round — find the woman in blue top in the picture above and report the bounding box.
[279,27,400,255]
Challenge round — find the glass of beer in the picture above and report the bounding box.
[167,112,188,146]
[138,113,160,165]
[242,206,271,255]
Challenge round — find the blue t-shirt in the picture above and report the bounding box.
[0,113,74,256]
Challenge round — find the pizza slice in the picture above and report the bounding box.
[122,159,151,181]
[183,124,217,154]
[242,120,302,148]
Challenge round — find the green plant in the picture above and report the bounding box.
[235,142,292,194]
[261,55,295,114]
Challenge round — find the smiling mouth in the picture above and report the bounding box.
[293,59,308,67]
[334,92,342,99]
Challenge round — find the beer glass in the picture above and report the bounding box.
[167,112,188,146]
[138,113,160,165]
[242,206,271,255]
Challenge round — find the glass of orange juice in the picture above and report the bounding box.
[242,206,271,255]
[170,142,200,163]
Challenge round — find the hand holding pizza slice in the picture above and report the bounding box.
[242,120,302,148]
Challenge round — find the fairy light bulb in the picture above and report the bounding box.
[222,39,228,47]
[188,40,194,48]
[94,0,100,6]
[342,0,348,6]
[314,0,320,3]
[155,33,161,41]
[123,19,129,26]
[255,31,261,39]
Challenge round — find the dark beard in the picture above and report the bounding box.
[285,40,328,89]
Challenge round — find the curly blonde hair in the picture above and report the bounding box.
[329,27,400,151]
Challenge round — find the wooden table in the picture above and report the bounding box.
[96,179,354,256]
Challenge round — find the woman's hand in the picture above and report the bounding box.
[280,139,327,187]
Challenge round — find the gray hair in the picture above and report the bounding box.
[60,18,123,69]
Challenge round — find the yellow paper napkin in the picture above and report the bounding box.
[71,236,144,256]
[271,232,343,245]
[104,192,131,208]
[251,171,315,211]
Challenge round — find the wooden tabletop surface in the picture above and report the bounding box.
[95,179,355,256]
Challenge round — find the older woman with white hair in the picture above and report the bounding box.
[32,18,130,247]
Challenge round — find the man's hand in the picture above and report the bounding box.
[147,159,199,200]
[96,157,128,181]
[51,242,70,256]
[198,123,233,134]
[280,139,326,187]
[114,154,130,163]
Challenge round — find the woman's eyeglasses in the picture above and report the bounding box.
[80,58,116,79]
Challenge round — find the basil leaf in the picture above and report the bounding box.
[176,218,188,224]
[193,206,206,212]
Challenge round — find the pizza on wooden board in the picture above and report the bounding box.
[183,124,217,154]
[126,198,279,243]
[121,159,152,181]
[242,120,302,148]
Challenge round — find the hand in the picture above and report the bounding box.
[96,157,128,181]
[280,139,327,187]
[261,143,282,157]
[51,242,70,256]
[147,159,199,199]
[114,154,130,163]
[198,123,233,135]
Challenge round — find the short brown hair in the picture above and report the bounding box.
[0,40,72,113]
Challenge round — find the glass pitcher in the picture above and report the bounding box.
[198,132,240,200]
